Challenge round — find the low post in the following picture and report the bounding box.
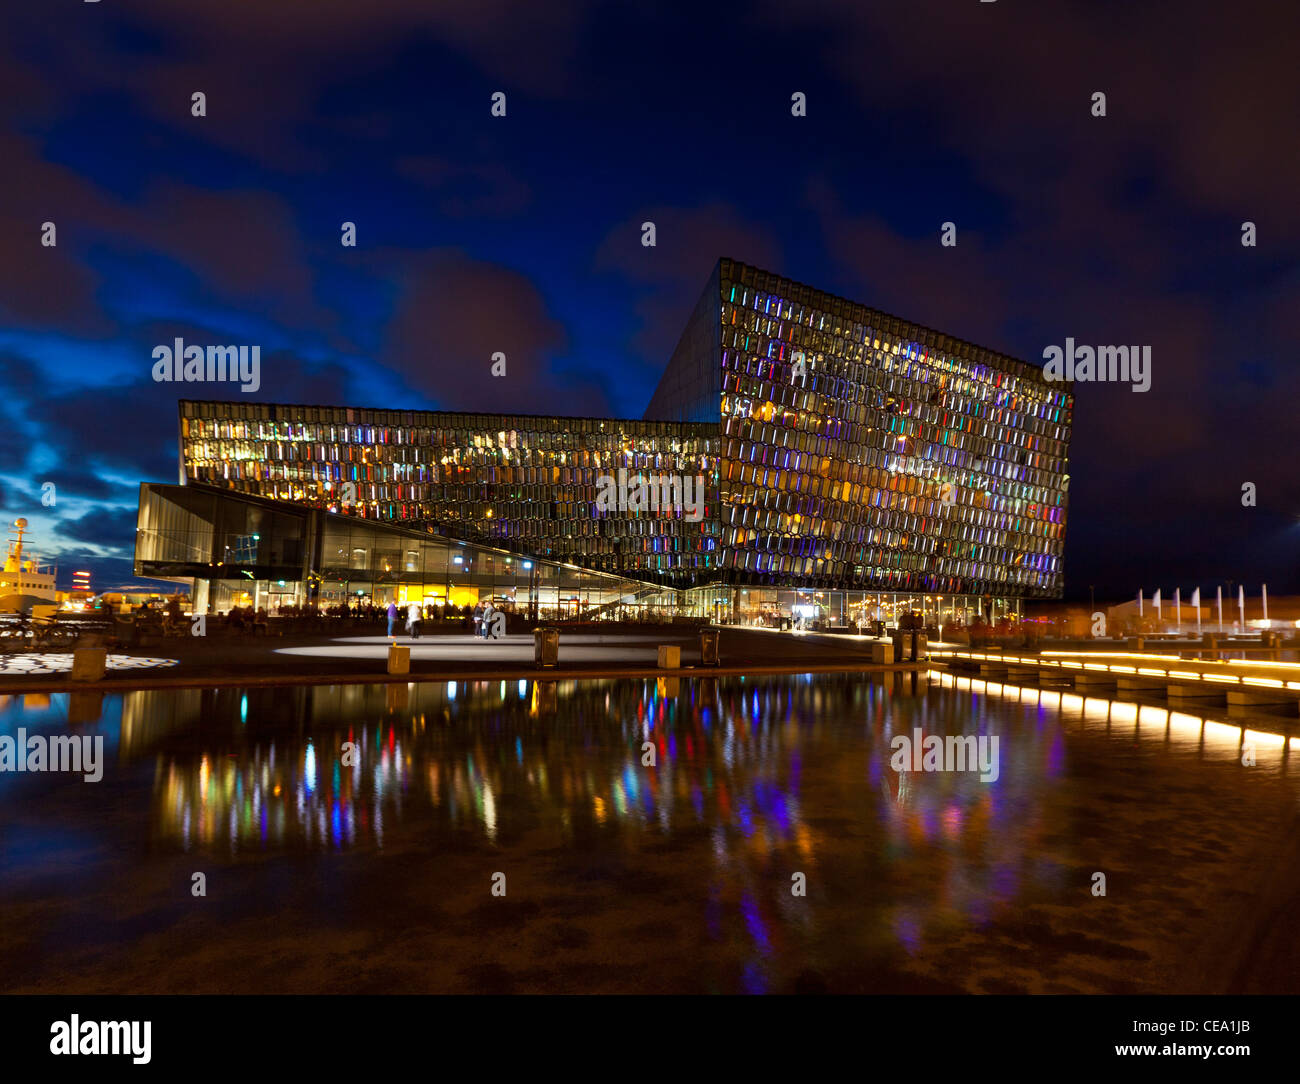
[387,643,410,675]
[70,647,107,683]
[891,628,908,662]
[657,644,681,669]
[699,628,720,667]
[534,626,559,669]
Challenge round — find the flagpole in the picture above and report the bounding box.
[1193,588,1201,636]
[1217,585,1223,634]
[1262,583,1269,626]
[1175,588,1181,635]
[1238,584,1245,633]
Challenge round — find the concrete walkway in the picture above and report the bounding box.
[0,626,923,693]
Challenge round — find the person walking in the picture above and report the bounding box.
[386,600,399,637]
[406,600,422,639]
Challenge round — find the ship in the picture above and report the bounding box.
[0,518,59,612]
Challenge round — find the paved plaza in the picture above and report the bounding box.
[0,626,923,692]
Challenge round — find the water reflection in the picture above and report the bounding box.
[125,677,1064,880]
[2,672,1298,994]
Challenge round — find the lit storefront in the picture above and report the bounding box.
[135,483,680,620]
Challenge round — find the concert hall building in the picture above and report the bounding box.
[135,259,1072,627]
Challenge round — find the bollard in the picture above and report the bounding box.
[1129,636,1144,652]
[871,639,894,665]
[387,643,410,674]
[534,626,559,669]
[891,629,908,662]
[70,647,107,683]
[699,628,720,666]
[657,644,681,669]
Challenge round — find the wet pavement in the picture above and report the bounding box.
[2,671,1298,994]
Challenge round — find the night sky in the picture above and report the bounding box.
[1,1,1296,601]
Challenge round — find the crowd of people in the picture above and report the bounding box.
[143,594,693,639]
[283,599,484,622]
[226,605,269,632]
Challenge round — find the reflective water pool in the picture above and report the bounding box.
[2,672,1298,993]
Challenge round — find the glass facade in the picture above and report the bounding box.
[687,260,1071,598]
[137,260,1072,621]
[177,403,719,587]
[136,483,681,620]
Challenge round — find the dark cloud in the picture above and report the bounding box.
[0,0,596,178]
[54,506,139,546]
[763,0,1300,232]
[32,470,120,504]
[128,185,327,327]
[372,250,614,416]
[395,156,532,218]
[595,204,783,369]
[0,139,117,336]
[14,334,354,485]
[0,132,329,337]
[0,352,44,398]
[0,355,42,475]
